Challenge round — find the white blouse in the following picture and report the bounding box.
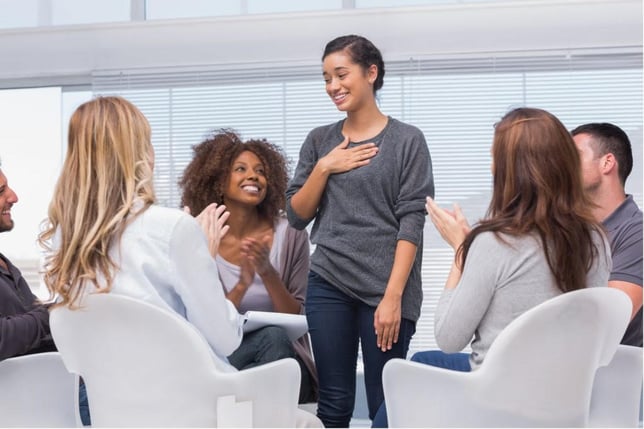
[80,204,243,370]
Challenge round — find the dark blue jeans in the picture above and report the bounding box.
[227,325,316,403]
[306,271,416,428]
[79,377,90,426]
[228,325,296,370]
[371,350,471,427]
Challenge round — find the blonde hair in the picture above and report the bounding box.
[39,96,155,307]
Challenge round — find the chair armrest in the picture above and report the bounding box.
[384,358,483,427]
[221,357,300,427]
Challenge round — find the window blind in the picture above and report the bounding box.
[93,49,642,354]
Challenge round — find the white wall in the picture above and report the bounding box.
[0,87,61,260]
[0,0,641,89]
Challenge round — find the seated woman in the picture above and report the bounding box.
[180,130,318,404]
[372,107,612,427]
[39,97,244,424]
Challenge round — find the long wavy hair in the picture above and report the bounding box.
[179,129,289,223]
[39,96,156,307]
[459,107,605,293]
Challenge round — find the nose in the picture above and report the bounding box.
[6,186,18,204]
[326,77,339,92]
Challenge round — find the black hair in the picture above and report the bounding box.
[571,122,633,185]
[322,34,385,94]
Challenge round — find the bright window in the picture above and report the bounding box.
[92,50,643,353]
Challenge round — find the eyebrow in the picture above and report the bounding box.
[323,66,350,76]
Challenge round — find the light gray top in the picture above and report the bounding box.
[435,230,612,370]
[286,117,434,321]
[216,218,286,313]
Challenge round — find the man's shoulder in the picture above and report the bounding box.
[605,196,643,231]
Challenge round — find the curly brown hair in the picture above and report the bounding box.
[179,129,289,223]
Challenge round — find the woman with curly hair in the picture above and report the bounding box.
[180,130,317,404]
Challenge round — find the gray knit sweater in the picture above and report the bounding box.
[435,230,612,369]
[286,117,434,322]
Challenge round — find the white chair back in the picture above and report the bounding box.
[50,293,302,427]
[0,351,80,427]
[589,344,643,427]
[383,287,632,427]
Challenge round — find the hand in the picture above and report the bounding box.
[238,256,255,289]
[240,235,274,277]
[186,203,230,257]
[426,197,470,250]
[317,135,379,175]
[374,294,402,352]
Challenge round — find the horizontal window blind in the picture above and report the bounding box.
[93,49,642,355]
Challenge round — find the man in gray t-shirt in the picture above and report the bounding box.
[573,123,643,347]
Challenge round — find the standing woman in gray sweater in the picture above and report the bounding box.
[372,107,612,427]
[286,34,434,427]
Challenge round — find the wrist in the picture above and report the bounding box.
[314,160,332,177]
[258,265,278,280]
[383,288,403,300]
[236,281,251,291]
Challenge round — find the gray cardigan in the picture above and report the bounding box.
[286,117,434,322]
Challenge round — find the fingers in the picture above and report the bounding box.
[183,206,191,215]
[241,237,272,274]
[214,206,230,232]
[374,315,400,352]
[219,224,230,240]
[375,324,397,352]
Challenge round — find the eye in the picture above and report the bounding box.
[234,166,245,172]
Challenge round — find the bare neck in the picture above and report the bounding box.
[224,203,264,239]
[344,103,388,142]
[590,182,627,222]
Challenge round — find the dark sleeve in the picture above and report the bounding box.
[396,130,434,245]
[0,295,55,361]
[280,224,310,314]
[610,218,643,286]
[286,129,319,230]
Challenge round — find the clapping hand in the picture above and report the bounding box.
[240,235,274,277]
[184,203,230,258]
[425,197,471,250]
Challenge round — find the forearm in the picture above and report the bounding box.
[290,163,330,220]
[0,307,52,360]
[384,240,417,298]
[259,267,301,314]
[608,280,643,320]
[444,257,463,290]
[225,283,249,310]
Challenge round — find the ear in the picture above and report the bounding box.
[600,153,617,176]
[367,64,378,85]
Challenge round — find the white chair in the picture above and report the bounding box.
[383,287,632,427]
[589,344,643,427]
[50,293,321,427]
[0,351,81,427]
